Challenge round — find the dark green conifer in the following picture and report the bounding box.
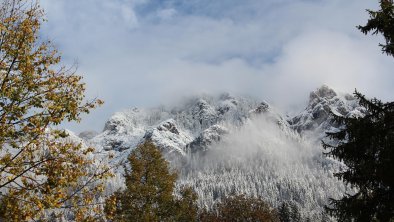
[323,92,394,221]
[323,1,394,220]
[358,0,394,57]
[279,202,291,222]
[278,202,301,222]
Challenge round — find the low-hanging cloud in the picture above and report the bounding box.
[39,0,393,132]
[178,115,347,219]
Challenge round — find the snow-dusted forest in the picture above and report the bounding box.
[75,85,365,220]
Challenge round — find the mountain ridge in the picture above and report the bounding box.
[86,85,365,155]
[76,85,364,221]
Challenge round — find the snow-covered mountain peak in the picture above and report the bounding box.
[290,85,366,138]
[87,93,292,155]
[250,101,270,114]
[187,124,229,153]
[70,87,366,221]
[86,86,365,155]
[103,108,141,134]
[309,84,337,103]
[143,119,192,156]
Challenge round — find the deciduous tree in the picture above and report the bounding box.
[199,194,280,222]
[0,0,111,221]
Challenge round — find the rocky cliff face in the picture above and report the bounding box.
[90,93,287,156]
[290,85,366,139]
[77,85,362,221]
[90,85,365,155]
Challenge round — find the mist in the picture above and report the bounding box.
[38,0,394,133]
[178,115,348,220]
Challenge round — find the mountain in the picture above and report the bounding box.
[80,85,364,221]
[91,93,262,155]
[290,85,366,139]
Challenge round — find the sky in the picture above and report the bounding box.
[39,0,394,133]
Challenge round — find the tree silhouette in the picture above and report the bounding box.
[323,91,394,221]
[358,0,394,57]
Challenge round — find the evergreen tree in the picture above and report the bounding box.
[323,1,394,221]
[289,203,301,222]
[358,0,394,57]
[278,202,291,222]
[323,91,394,221]
[105,141,198,222]
[278,202,301,222]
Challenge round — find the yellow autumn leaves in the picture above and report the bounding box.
[0,1,112,221]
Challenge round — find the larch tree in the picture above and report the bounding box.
[105,141,198,222]
[0,0,112,221]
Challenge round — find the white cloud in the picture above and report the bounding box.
[39,0,393,132]
[156,8,177,20]
[121,5,139,28]
[264,30,394,110]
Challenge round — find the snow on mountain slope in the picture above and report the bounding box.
[143,119,193,156]
[187,124,229,153]
[289,85,366,140]
[178,115,346,220]
[91,107,171,152]
[90,93,286,156]
[75,86,363,221]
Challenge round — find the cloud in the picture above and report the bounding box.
[179,115,347,213]
[264,30,394,110]
[39,0,393,132]
[156,8,177,20]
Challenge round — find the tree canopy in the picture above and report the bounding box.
[322,1,394,221]
[323,92,394,221]
[358,0,394,57]
[0,0,111,221]
[199,194,280,222]
[105,141,198,222]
